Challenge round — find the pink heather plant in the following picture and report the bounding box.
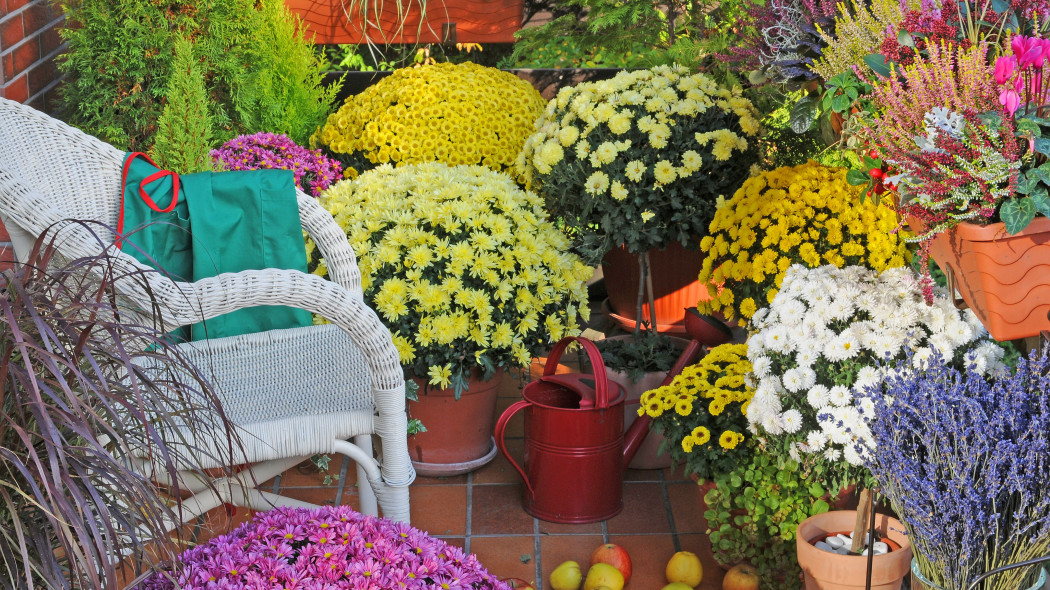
[212,132,343,197]
[142,506,513,590]
[867,42,998,155]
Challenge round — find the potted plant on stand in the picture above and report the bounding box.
[515,65,763,333]
[862,350,1050,590]
[309,162,592,476]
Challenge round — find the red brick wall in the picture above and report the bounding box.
[0,0,65,270]
[1,0,66,113]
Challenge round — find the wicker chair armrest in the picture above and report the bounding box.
[297,190,361,296]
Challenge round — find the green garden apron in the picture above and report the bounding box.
[117,152,313,342]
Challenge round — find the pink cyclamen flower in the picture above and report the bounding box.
[995,55,1017,84]
[1020,42,1046,69]
[1013,34,1028,57]
[1001,88,1021,115]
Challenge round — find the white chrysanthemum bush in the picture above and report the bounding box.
[515,65,762,259]
[746,264,1005,479]
[308,163,593,396]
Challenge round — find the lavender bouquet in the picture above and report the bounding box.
[862,351,1050,590]
[143,505,512,589]
[212,132,343,197]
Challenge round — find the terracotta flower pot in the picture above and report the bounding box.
[407,369,504,476]
[796,510,912,590]
[914,216,1050,341]
[601,242,713,335]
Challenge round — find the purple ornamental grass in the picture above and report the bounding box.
[212,132,342,197]
[143,506,513,590]
[862,351,1050,590]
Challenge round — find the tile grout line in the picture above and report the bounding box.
[533,517,543,590]
[601,519,609,544]
[660,469,682,552]
[464,472,473,555]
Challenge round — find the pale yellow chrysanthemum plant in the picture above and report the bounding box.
[307,163,593,397]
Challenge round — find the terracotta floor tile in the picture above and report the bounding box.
[470,535,538,585]
[668,482,708,534]
[476,438,527,484]
[608,534,678,589]
[413,473,469,485]
[678,533,726,590]
[606,483,672,534]
[472,484,535,535]
[539,534,605,585]
[537,517,603,535]
[625,467,665,482]
[409,484,467,536]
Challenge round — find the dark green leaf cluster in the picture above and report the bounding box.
[594,333,682,382]
[57,0,339,154]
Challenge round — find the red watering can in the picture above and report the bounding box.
[494,309,733,523]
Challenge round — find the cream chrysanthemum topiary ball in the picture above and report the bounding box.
[312,62,547,183]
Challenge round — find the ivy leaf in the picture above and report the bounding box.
[812,499,830,514]
[790,96,818,133]
[808,482,825,497]
[1002,197,1037,234]
[1031,188,1050,217]
[846,169,871,185]
[520,554,532,564]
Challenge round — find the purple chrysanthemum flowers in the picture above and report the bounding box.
[142,506,512,589]
[212,133,342,197]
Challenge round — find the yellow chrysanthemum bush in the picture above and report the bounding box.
[638,343,753,479]
[307,163,593,397]
[515,65,762,260]
[697,161,910,326]
[312,62,546,182]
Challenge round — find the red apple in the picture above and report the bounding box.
[722,563,759,590]
[590,543,632,584]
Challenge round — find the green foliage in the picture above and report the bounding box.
[502,0,705,68]
[233,0,342,146]
[756,92,856,170]
[704,447,836,588]
[594,333,682,382]
[151,37,215,174]
[57,0,341,151]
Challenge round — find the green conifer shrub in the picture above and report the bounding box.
[151,37,215,174]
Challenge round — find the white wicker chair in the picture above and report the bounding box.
[0,98,415,525]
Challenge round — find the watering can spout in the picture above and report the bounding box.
[622,414,653,469]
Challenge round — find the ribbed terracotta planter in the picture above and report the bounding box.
[917,216,1050,341]
[407,369,504,476]
[796,511,912,590]
[602,242,713,335]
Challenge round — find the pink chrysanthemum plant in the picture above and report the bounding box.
[211,132,343,197]
[142,506,513,589]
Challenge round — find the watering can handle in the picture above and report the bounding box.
[494,400,534,496]
[543,337,611,409]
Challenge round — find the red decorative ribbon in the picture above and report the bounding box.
[116,152,181,247]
